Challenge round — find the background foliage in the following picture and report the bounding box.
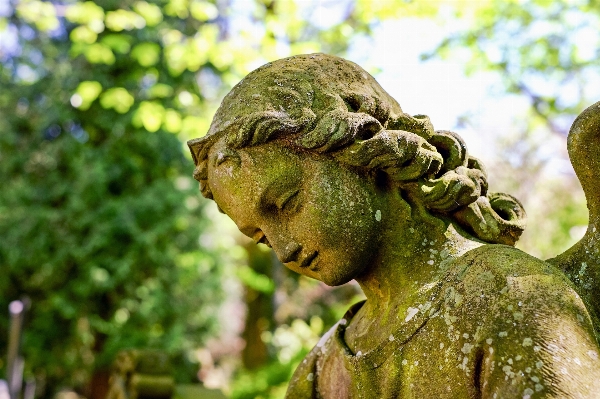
[0,0,597,398]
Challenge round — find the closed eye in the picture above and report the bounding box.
[276,189,300,211]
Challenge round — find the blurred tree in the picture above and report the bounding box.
[0,0,434,397]
[0,1,230,397]
[426,0,600,134]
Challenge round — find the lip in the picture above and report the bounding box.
[300,251,318,268]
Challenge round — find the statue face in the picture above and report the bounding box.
[207,139,386,286]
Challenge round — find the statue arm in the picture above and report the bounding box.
[285,344,319,399]
[479,273,600,398]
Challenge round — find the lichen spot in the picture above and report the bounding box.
[389,334,395,341]
[522,337,533,347]
[461,343,474,354]
[375,209,382,222]
[523,387,534,398]
[498,331,508,337]
[486,338,493,345]
[536,361,544,369]
[535,384,544,392]
[307,373,314,382]
[402,359,408,366]
[405,307,419,322]
[513,312,524,321]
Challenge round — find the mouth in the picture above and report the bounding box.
[300,251,318,268]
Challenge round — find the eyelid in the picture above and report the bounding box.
[276,189,300,210]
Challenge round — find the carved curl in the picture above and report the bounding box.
[188,54,526,245]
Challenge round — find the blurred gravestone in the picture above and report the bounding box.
[172,385,225,399]
[105,350,173,399]
[103,351,226,399]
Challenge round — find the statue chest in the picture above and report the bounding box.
[312,316,483,399]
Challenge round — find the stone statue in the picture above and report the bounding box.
[188,54,600,397]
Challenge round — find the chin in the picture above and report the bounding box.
[317,269,356,287]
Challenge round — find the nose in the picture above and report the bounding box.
[261,224,302,263]
[277,241,302,263]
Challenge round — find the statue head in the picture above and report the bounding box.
[188,54,526,284]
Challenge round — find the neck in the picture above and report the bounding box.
[588,203,600,233]
[354,208,483,314]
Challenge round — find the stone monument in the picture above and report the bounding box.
[188,54,600,397]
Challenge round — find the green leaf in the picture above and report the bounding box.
[165,0,190,18]
[236,265,275,294]
[181,115,209,138]
[132,101,165,132]
[131,42,161,67]
[134,1,164,27]
[65,1,105,25]
[16,0,59,31]
[190,1,218,22]
[163,109,182,133]
[148,83,174,98]
[84,43,115,64]
[70,25,98,44]
[105,9,146,31]
[73,80,103,110]
[100,87,135,113]
[101,34,133,54]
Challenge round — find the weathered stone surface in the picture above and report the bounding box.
[548,101,600,342]
[188,54,600,397]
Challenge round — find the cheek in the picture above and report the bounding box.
[305,183,378,248]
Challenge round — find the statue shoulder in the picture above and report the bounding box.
[439,244,598,343]
[449,244,576,299]
[445,245,589,318]
[442,245,600,396]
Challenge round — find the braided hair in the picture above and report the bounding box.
[188,54,525,245]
